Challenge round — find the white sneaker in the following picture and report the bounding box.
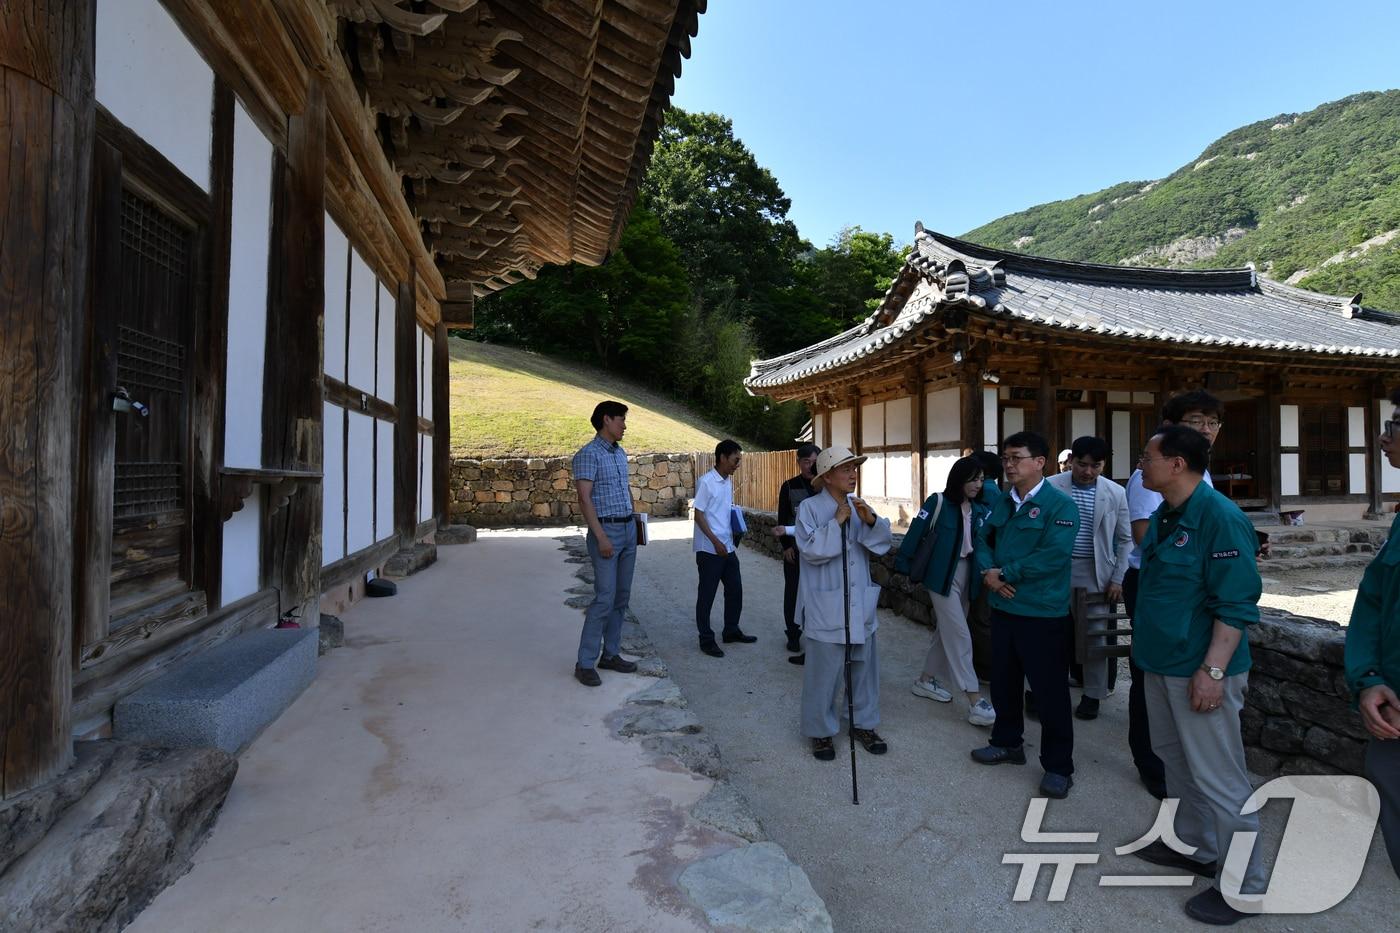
[912,677,952,703]
[968,699,996,727]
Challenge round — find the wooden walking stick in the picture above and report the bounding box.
[841,516,859,805]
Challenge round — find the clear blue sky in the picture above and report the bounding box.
[671,0,1400,249]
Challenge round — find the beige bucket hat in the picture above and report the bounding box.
[813,445,867,480]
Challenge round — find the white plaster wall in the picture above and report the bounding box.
[925,451,959,497]
[222,103,272,469]
[813,416,824,448]
[886,451,913,500]
[377,283,396,399]
[322,403,345,565]
[831,409,852,449]
[420,436,434,522]
[1349,453,1367,495]
[1003,408,1025,436]
[983,388,999,449]
[885,397,912,447]
[1383,400,1400,494]
[1280,405,1300,447]
[1348,407,1366,448]
[96,0,213,191]
[927,388,959,443]
[1281,452,1301,497]
[324,217,349,382]
[861,402,884,448]
[1070,409,1096,442]
[420,330,433,422]
[346,411,375,554]
[862,452,886,498]
[1107,391,1131,405]
[221,503,261,603]
[1111,411,1132,478]
[376,420,395,541]
[347,250,377,391]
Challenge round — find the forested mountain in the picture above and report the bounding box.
[965,91,1400,310]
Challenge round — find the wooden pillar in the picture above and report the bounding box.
[960,364,984,453]
[1366,382,1385,519]
[848,388,863,495]
[1093,390,1108,439]
[394,276,419,545]
[432,321,451,524]
[908,368,926,501]
[262,79,326,623]
[1036,358,1057,460]
[1262,380,1283,515]
[0,0,95,797]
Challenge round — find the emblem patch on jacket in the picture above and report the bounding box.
[916,509,928,520]
[1028,506,1041,519]
[1174,532,1190,547]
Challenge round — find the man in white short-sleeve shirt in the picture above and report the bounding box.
[693,440,751,656]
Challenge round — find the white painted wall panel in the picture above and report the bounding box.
[420,436,434,522]
[885,452,913,500]
[1348,407,1366,448]
[1107,391,1131,405]
[1349,453,1368,495]
[1281,452,1301,497]
[324,217,349,381]
[1070,409,1096,443]
[885,397,912,447]
[813,415,825,448]
[1111,411,1131,478]
[347,250,377,390]
[831,409,852,449]
[1280,405,1300,447]
[346,411,375,554]
[376,420,395,542]
[861,403,884,448]
[222,103,273,468]
[377,283,395,399]
[983,389,999,449]
[927,388,960,443]
[861,453,886,498]
[322,403,345,565]
[221,502,261,603]
[1003,407,1025,436]
[925,452,959,497]
[420,330,433,421]
[97,0,213,191]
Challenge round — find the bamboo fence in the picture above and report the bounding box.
[692,449,796,511]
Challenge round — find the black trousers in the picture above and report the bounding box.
[696,551,742,644]
[782,556,801,641]
[1123,568,1165,783]
[990,608,1074,776]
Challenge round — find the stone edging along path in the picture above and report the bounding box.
[559,535,833,933]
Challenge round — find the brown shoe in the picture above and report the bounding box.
[811,737,836,761]
[598,654,637,673]
[574,665,601,687]
[852,728,888,754]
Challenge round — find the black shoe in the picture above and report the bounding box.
[1039,772,1073,798]
[787,653,805,665]
[1184,887,1254,925]
[1075,696,1100,720]
[722,630,757,644]
[1140,773,1168,800]
[852,728,888,754]
[574,665,601,687]
[597,654,637,673]
[699,642,725,658]
[786,635,802,653]
[971,744,1026,766]
[1134,840,1217,879]
[811,737,836,761]
[1024,690,1039,721]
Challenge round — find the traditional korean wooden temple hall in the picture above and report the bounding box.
[0,1,702,924]
[747,224,1400,525]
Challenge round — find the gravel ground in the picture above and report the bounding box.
[1258,566,1366,624]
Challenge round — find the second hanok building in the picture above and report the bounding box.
[746,224,1400,523]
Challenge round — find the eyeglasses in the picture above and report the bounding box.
[1180,418,1224,431]
[1000,454,1036,465]
[1137,454,1182,465]
[1385,420,1399,438]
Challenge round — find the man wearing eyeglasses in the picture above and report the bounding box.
[1129,424,1265,924]
[971,431,1080,798]
[1345,388,1400,879]
[1122,389,1223,798]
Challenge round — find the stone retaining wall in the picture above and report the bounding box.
[450,454,696,526]
[740,507,1367,778]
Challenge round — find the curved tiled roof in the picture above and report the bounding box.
[746,225,1400,391]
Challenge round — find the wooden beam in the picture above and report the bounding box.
[1262,378,1283,515]
[0,0,94,798]
[907,367,926,501]
[961,364,984,454]
[1036,356,1056,458]
[394,276,420,545]
[1367,384,1385,519]
[433,322,451,524]
[261,78,326,625]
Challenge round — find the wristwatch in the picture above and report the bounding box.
[1200,663,1225,681]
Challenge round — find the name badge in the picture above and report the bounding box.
[1054,519,1074,527]
[1211,548,1240,559]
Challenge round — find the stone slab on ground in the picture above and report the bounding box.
[689,781,767,843]
[642,732,726,779]
[384,542,438,577]
[435,523,478,545]
[616,705,701,737]
[626,678,685,707]
[679,842,832,932]
[115,627,317,754]
[0,742,236,933]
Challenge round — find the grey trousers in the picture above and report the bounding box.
[801,632,880,737]
[924,557,979,693]
[1072,558,1111,700]
[1366,738,1400,878]
[1144,671,1268,895]
[578,521,637,668]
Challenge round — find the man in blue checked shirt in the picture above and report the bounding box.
[571,400,640,686]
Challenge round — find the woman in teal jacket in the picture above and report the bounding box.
[896,456,995,726]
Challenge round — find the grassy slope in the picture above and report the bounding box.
[448,337,762,457]
[964,90,1400,310]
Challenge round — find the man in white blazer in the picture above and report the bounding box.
[1047,436,1133,720]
